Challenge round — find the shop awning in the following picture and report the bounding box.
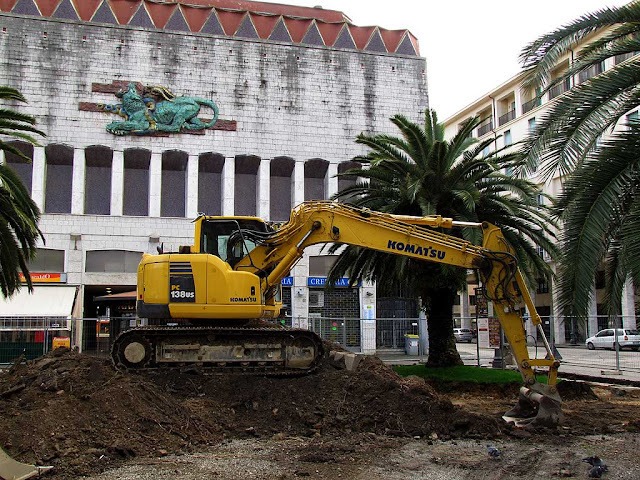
[0,285,78,317]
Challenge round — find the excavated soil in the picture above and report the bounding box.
[1,349,639,479]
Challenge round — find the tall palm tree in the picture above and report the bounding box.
[328,110,557,366]
[519,2,640,319]
[0,86,45,297]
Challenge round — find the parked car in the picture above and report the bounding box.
[454,328,474,343]
[585,328,640,351]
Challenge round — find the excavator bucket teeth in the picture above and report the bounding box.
[503,387,564,428]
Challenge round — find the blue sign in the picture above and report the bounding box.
[307,277,356,287]
[281,277,293,286]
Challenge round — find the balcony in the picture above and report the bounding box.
[498,110,516,126]
[522,97,541,114]
[477,120,493,137]
[549,82,568,99]
[578,62,604,84]
[615,52,635,64]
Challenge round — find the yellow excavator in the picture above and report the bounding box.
[111,201,562,426]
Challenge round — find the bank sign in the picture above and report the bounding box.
[307,277,356,287]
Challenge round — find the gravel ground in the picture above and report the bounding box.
[81,433,640,480]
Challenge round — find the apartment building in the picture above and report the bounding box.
[444,40,638,344]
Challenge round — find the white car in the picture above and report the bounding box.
[454,328,474,343]
[585,328,640,351]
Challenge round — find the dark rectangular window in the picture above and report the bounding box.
[45,145,73,214]
[28,249,65,272]
[198,153,224,216]
[235,173,257,215]
[304,177,324,201]
[85,147,112,215]
[161,151,188,218]
[270,176,292,221]
[537,278,550,294]
[85,250,142,273]
[304,159,328,201]
[4,142,33,193]
[123,150,150,216]
[234,155,260,216]
[309,255,339,276]
[270,157,294,222]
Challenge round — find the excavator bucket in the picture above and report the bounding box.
[0,447,52,480]
[503,386,564,428]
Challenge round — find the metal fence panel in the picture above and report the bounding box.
[375,318,419,349]
[1,316,639,374]
[308,317,361,351]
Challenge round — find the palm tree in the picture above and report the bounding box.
[0,86,45,297]
[328,110,557,366]
[518,2,640,320]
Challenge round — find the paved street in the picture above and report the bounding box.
[455,342,640,382]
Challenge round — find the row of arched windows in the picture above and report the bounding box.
[3,142,361,221]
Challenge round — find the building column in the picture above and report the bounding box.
[326,162,338,199]
[460,290,471,329]
[111,150,124,216]
[257,158,270,220]
[293,160,304,206]
[71,148,85,215]
[621,277,636,329]
[527,289,540,342]
[290,248,309,329]
[186,154,198,218]
[31,146,46,210]
[514,87,524,117]
[221,156,235,216]
[549,265,564,344]
[149,152,162,217]
[549,283,559,345]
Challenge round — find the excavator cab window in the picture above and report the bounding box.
[200,219,266,266]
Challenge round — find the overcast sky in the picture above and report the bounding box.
[263,0,629,119]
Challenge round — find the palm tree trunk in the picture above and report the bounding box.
[424,286,464,367]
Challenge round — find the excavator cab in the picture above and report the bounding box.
[198,218,267,268]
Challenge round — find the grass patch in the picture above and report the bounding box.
[393,364,551,384]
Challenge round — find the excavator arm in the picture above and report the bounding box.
[234,202,562,426]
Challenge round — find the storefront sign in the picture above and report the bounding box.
[475,287,488,316]
[19,272,67,283]
[477,317,490,348]
[52,337,71,349]
[307,277,356,287]
[477,317,501,348]
[488,317,502,348]
[281,277,293,286]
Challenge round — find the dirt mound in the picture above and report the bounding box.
[149,356,502,440]
[0,350,220,479]
[0,351,501,479]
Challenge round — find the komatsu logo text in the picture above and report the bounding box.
[230,297,257,302]
[387,240,446,260]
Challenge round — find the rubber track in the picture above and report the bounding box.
[111,325,324,376]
